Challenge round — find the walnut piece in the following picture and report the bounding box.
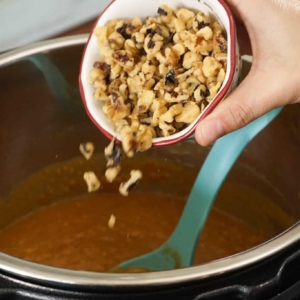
[83,172,101,193]
[119,170,143,196]
[104,138,122,182]
[108,214,116,229]
[79,142,95,160]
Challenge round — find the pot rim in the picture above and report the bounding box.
[0,35,299,289]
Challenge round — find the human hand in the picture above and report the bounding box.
[195,0,300,146]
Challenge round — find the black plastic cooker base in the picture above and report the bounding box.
[0,238,300,300]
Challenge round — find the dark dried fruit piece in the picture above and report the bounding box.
[197,21,210,30]
[116,24,131,39]
[165,69,177,86]
[157,7,168,16]
[146,28,154,35]
[200,88,210,98]
[147,39,155,49]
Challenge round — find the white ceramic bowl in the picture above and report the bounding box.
[79,0,241,147]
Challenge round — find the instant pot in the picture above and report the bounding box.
[0,35,300,300]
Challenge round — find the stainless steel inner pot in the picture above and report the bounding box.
[0,35,299,290]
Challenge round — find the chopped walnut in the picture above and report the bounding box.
[94,26,108,47]
[164,87,190,103]
[119,170,143,196]
[175,102,201,124]
[144,33,164,58]
[108,31,125,50]
[105,165,121,183]
[112,50,134,71]
[196,26,213,40]
[94,87,110,101]
[151,98,168,126]
[160,103,183,123]
[120,124,153,157]
[207,78,222,101]
[176,8,195,24]
[194,84,209,102]
[79,142,95,160]
[108,214,116,229]
[132,32,145,49]
[124,39,139,57]
[193,12,211,32]
[159,120,176,137]
[106,91,130,121]
[217,68,226,84]
[126,17,143,35]
[184,34,214,55]
[90,5,228,153]
[183,51,202,69]
[136,90,155,114]
[192,61,207,83]
[202,56,222,77]
[157,5,174,23]
[83,172,101,193]
[104,138,123,183]
[214,52,228,70]
[171,17,186,33]
[213,31,228,53]
[104,137,122,168]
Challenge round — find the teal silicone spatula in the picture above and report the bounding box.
[112,107,283,272]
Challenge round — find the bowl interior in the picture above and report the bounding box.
[79,0,236,145]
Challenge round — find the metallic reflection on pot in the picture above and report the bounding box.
[0,39,299,280]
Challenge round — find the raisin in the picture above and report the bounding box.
[116,24,131,39]
[147,39,155,49]
[157,7,168,16]
[165,69,177,86]
[146,28,154,35]
[200,89,210,98]
[197,21,210,30]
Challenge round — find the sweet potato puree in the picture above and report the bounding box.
[0,192,266,273]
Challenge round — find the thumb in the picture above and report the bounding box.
[195,68,290,146]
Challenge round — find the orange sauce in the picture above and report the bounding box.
[0,193,265,272]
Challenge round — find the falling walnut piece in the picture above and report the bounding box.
[104,137,122,167]
[104,138,122,182]
[83,172,101,193]
[108,214,116,229]
[105,165,121,183]
[79,142,95,160]
[119,170,143,196]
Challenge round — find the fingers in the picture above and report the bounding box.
[195,69,289,146]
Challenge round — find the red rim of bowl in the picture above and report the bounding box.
[79,0,237,147]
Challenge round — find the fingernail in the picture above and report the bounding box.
[201,118,225,145]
